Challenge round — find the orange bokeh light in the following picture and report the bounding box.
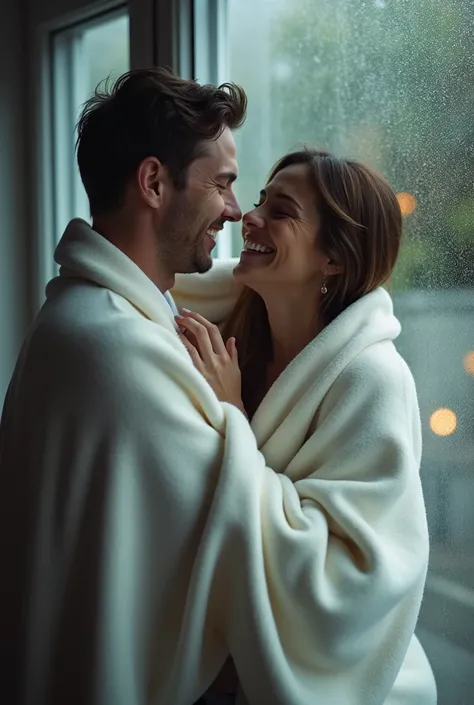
[430,408,457,437]
[463,351,474,376]
[397,192,417,216]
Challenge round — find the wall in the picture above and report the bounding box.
[0,0,29,402]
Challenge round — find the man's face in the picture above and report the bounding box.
[158,127,241,274]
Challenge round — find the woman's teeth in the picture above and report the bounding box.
[243,239,274,254]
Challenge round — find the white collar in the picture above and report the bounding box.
[50,218,178,334]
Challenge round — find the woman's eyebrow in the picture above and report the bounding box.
[260,189,302,210]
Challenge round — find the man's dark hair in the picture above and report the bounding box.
[76,67,247,216]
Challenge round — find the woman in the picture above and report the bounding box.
[173,149,437,704]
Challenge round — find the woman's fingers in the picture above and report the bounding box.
[175,314,243,411]
[179,309,228,357]
[177,332,205,373]
[226,337,239,365]
[176,315,215,366]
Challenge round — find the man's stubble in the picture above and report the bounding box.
[155,190,213,276]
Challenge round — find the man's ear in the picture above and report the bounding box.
[137,157,167,208]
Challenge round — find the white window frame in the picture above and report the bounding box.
[31,0,130,311]
[193,0,235,258]
[50,7,129,251]
[193,0,228,87]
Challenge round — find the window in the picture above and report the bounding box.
[197,0,474,701]
[51,9,130,244]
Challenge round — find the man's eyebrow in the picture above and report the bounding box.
[216,171,238,184]
[260,189,301,210]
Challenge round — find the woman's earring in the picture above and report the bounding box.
[321,270,328,295]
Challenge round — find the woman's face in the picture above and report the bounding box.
[233,163,328,290]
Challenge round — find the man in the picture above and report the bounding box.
[0,67,247,705]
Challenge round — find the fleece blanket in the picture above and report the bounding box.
[0,219,436,705]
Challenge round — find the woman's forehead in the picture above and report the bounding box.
[267,163,316,206]
[268,162,310,190]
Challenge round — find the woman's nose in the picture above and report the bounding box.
[243,206,265,229]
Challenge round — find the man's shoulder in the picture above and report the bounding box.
[31,279,186,386]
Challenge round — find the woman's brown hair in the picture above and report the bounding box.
[221,148,403,417]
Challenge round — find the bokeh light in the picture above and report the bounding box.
[397,192,417,216]
[429,408,457,437]
[463,351,474,377]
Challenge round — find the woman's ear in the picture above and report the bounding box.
[326,259,344,276]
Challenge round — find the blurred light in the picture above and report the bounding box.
[463,351,474,376]
[430,408,457,437]
[397,192,417,216]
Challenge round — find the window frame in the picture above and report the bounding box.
[50,5,130,263]
[30,0,194,312]
[193,0,236,258]
[31,0,129,310]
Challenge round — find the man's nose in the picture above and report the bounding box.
[223,190,242,222]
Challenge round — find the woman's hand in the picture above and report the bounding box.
[176,309,247,416]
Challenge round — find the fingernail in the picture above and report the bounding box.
[175,314,184,320]
[181,308,192,313]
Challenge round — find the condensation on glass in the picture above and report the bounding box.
[217,1,474,702]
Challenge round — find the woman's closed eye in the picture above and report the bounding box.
[253,202,292,219]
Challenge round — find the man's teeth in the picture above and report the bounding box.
[244,239,274,254]
[206,228,218,240]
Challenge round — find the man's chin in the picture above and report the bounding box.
[195,255,214,274]
[175,255,213,276]
[174,244,214,275]
[181,250,213,275]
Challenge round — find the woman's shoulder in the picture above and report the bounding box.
[316,340,421,463]
[331,339,417,410]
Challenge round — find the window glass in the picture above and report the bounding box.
[51,11,130,240]
[212,1,474,701]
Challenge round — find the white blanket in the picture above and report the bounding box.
[0,219,436,705]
